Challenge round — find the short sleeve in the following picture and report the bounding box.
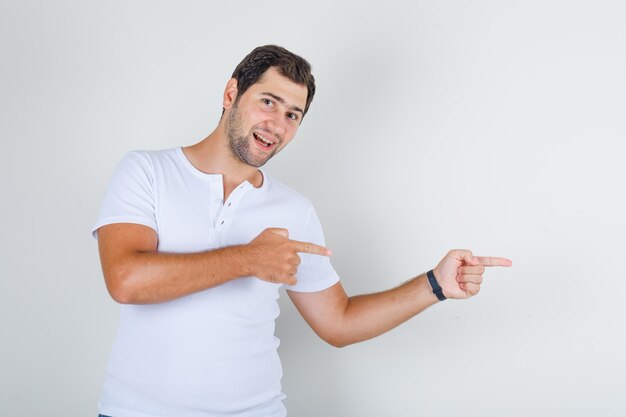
[286,207,340,292]
[91,151,157,239]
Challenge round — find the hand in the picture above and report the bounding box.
[245,228,332,285]
[433,249,512,299]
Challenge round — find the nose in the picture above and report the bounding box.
[265,113,286,136]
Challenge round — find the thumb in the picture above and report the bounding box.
[268,228,289,239]
[461,251,479,266]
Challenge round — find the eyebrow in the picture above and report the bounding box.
[261,92,304,115]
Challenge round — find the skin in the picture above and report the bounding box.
[97,67,512,347]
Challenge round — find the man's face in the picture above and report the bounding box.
[224,67,308,168]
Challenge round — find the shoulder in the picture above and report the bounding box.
[262,171,314,213]
[116,148,180,174]
[121,148,177,165]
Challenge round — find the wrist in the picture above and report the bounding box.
[427,269,447,301]
[223,245,253,277]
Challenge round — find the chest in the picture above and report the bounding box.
[152,177,305,253]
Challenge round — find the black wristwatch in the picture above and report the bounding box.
[427,269,447,301]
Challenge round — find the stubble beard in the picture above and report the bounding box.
[225,103,277,168]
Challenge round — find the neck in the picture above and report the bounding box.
[182,125,263,196]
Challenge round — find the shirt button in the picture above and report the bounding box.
[227,202,232,207]
[221,220,225,225]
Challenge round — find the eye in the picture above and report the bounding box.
[262,98,274,108]
[287,113,299,122]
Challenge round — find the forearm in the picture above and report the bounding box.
[100,223,330,305]
[105,245,250,304]
[334,273,439,347]
[291,250,512,348]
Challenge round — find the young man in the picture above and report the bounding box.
[93,45,511,417]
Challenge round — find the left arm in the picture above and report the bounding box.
[287,249,512,348]
[288,273,437,348]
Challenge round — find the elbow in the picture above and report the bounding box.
[317,307,355,348]
[328,340,349,349]
[109,286,133,305]
[104,266,140,304]
[321,333,353,349]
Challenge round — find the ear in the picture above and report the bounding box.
[222,78,239,110]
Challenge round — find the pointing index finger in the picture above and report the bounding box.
[290,239,332,256]
[476,256,513,267]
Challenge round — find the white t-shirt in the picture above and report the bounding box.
[92,147,339,417]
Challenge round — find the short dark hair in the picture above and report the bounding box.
[230,45,316,116]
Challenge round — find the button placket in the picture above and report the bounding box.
[217,182,251,232]
[208,176,224,230]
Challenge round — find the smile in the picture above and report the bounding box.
[253,132,277,150]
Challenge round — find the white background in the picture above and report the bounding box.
[1,1,625,416]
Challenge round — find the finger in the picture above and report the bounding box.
[460,282,481,296]
[267,228,289,238]
[476,256,513,267]
[290,240,332,256]
[456,274,483,284]
[284,274,297,286]
[458,265,485,275]
[460,251,479,266]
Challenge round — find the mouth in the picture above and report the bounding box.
[253,132,278,151]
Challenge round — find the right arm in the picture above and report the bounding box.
[97,223,329,304]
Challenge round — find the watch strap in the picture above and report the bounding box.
[427,269,447,301]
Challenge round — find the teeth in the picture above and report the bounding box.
[255,133,273,146]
